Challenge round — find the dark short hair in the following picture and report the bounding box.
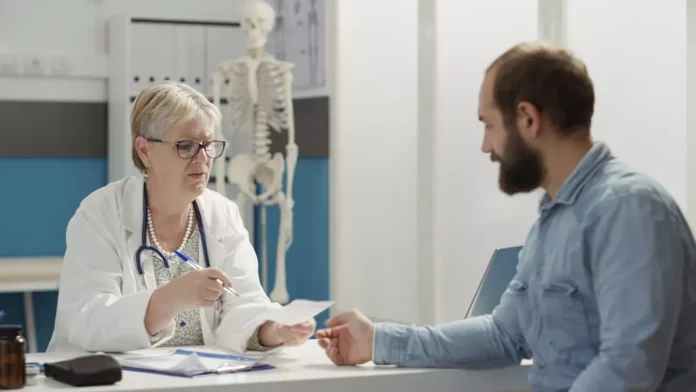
[487,41,595,135]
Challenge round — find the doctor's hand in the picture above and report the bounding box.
[161,267,233,310]
[258,319,316,347]
[145,268,233,335]
[315,309,374,366]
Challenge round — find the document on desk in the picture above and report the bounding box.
[116,349,273,377]
[262,299,335,325]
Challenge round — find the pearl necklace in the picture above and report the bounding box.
[147,204,194,258]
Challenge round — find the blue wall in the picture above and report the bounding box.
[0,157,329,351]
[0,158,107,351]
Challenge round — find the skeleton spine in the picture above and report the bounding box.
[253,109,272,162]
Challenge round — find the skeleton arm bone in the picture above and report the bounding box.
[282,71,298,211]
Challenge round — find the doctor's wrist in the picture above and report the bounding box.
[144,287,180,335]
[258,321,284,347]
[152,286,182,314]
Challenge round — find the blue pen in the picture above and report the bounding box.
[174,251,240,297]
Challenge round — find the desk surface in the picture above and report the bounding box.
[26,340,531,392]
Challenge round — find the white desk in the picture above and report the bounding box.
[24,340,531,392]
[0,257,63,353]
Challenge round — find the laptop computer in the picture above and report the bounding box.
[465,245,522,318]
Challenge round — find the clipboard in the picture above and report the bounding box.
[117,349,275,378]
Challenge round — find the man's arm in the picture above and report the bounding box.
[373,287,531,368]
[570,195,687,391]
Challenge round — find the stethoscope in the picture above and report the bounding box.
[134,183,211,279]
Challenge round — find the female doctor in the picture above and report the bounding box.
[47,82,315,353]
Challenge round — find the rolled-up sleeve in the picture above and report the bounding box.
[570,195,686,391]
[372,287,531,368]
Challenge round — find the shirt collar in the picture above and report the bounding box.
[539,141,613,211]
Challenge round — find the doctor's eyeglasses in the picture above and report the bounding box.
[147,138,226,159]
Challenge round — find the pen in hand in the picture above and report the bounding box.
[174,251,241,297]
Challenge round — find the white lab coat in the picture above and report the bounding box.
[47,175,281,353]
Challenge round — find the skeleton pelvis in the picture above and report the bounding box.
[227,153,285,200]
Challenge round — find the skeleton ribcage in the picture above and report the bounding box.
[225,61,290,161]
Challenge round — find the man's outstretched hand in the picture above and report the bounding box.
[315,309,374,365]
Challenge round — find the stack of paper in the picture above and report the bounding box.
[116,349,271,377]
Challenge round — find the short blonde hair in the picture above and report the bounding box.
[130,82,222,173]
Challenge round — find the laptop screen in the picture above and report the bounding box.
[466,246,522,318]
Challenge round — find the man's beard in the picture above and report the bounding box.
[492,128,545,195]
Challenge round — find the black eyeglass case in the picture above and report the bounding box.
[44,354,122,387]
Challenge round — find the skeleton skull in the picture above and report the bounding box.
[241,0,276,49]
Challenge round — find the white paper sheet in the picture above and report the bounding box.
[261,299,335,326]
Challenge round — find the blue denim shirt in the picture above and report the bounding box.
[373,142,696,391]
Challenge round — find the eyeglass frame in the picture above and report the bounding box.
[145,138,227,159]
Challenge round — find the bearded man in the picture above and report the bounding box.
[316,42,696,392]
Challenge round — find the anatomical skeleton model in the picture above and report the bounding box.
[211,0,297,304]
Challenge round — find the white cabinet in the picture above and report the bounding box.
[185,26,207,93]
[173,25,191,86]
[204,26,245,96]
[129,23,175,96]
[171,25,207,92]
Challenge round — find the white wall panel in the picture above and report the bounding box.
[332,0,420,323]
[433,0,540,323]
[567,0,687,212]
